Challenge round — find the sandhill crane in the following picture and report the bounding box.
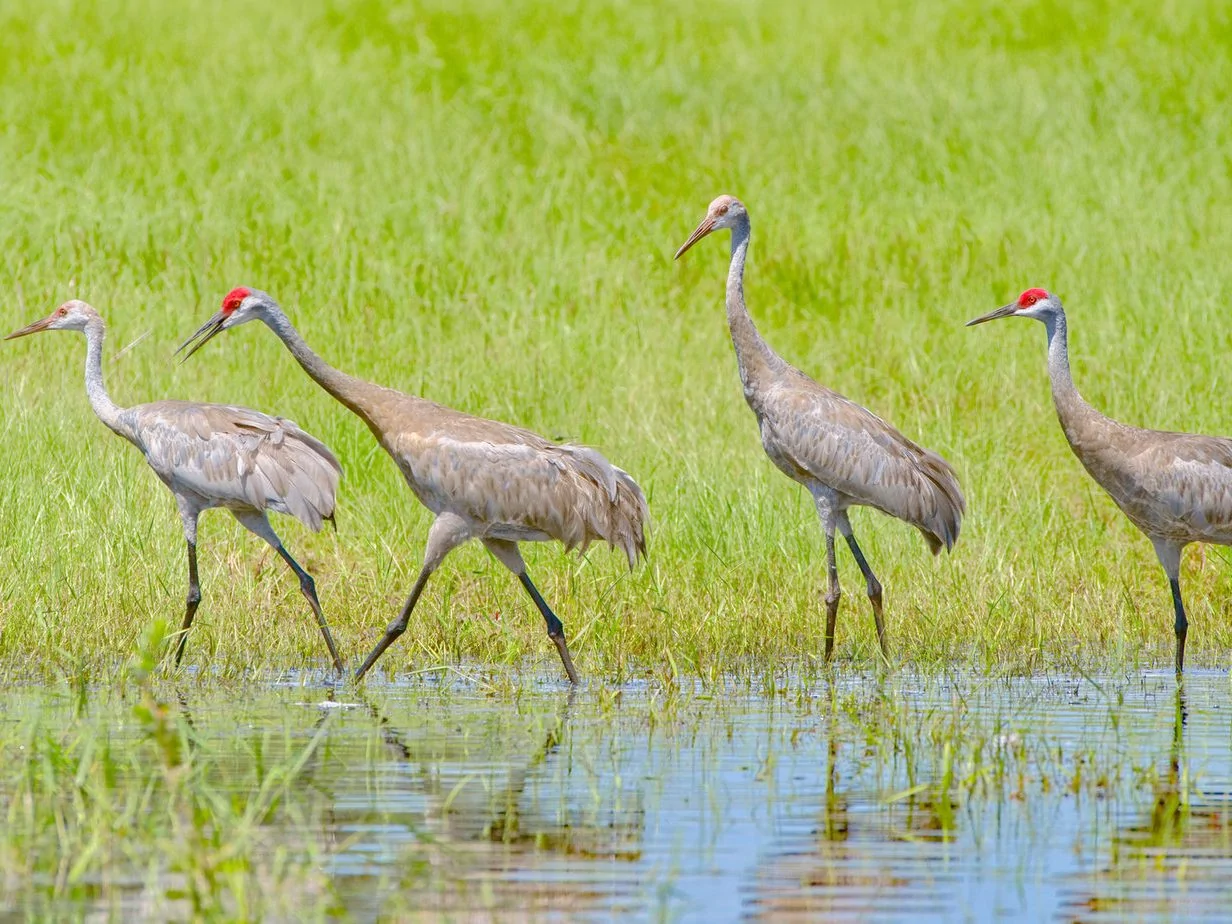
[675,196,964,661]
[5,300,344,672]
[968,288,1232,674]
[178,287,647,684]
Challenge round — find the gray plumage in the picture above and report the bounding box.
[969,287,1232,673]
[378,397,647,566]
[757,375,965,555]
[675,196,964,661]
[126,400,340,531]
[5,300,344,672]
[178,286,649,684]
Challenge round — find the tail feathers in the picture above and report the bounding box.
[602,467,649,567]
[916,450,965,556]
[255,431,342,532]
[557,447,649,567]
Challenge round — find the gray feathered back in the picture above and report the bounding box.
[127,401,342,531]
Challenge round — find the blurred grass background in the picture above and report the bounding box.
[0,0,1230,679]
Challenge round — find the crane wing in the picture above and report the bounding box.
[758,381,964,552]
[128,401,342,530]
[389,414,647,565]
[1084,428,1232,540]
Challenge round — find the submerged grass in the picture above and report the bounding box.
[1,0,1231,678]
[0,625,344,919]
[2,667,1227,917]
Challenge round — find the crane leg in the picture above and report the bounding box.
[838,517,887,660]
[811,491,841,663]
[275,545,344,675]
[1152,540,1187,676]
[355,513,470,682]
[354,564,435,681]
[232,510,344,675]
[1169,578,1187,675]
[518,573,580,685]
[823,528,841,663]
[482,538,580,684]
[173,505,202,667]
[175,538,202,666]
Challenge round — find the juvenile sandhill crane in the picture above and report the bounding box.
[969,288,1232,674]
[5,301,344,671]
[675,196,964,661]
[178,287,647,684]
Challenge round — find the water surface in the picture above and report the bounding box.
[3,671,1229,920]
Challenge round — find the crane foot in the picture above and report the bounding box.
[551,633,581,685]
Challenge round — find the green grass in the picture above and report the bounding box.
[1,0,1232,679]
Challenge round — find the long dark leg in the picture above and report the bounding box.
[843,529,887,659]
[1152,541,1186,677]
[824,529,841,662]
[1169,577,1187,676]
[231,510,345,676]
[355,565,434,682]
[175,539,202,666]
[480,539,580,685]
[276,544,344,675]
[353,514,470,682]
[518,572,580,685]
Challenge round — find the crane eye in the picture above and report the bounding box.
[57,306,68,316]
[714,205,728,216]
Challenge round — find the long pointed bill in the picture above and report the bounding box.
[965,303,1018,327]
[175,311,227,361]
[674,215,717,260]
[4,314,55,340]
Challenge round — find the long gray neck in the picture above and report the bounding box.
[262,308,383,426]
[1044,307,1103,445]
[726,216,781,394]
[82,318,131,441]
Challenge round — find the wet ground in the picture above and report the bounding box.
[3,670,1230,920]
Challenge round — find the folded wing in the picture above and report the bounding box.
[128,400,342,530]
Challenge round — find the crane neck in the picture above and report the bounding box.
[1043,307,1103,444]
[1044,309,1077,403]
[82,317,132,441]
[726,215,781,395]
[261,308,383,427]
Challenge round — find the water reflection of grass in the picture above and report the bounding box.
[0,624,342,919]
[1,671,1225,916]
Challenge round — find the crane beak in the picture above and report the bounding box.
[965,303,1018,327]
[674,215,717,260]
[4,314,55,341]
[175,311,226,361]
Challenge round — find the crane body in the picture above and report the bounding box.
[969,288,1232,673]
[6,301,344,671]
[179,288,647,684]
[675,196,964,660]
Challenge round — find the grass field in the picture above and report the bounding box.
[1,0,1231,681]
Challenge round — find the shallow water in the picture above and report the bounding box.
[3,670,1231,920]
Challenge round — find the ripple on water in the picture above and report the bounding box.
[4,671,1231,920]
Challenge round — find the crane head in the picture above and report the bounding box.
[5,300,99,340]
[966,288,1061,326]
[674,195,748,259]
[176,286,273,360]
